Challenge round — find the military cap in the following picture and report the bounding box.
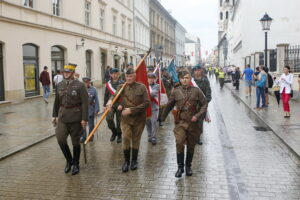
[125,68,135,75]
[82,77,91,82]
[64,63,77,72]
[147,72,157,78]
[178,69,191,78]
[110,68,119,73]
[193,64,202,70]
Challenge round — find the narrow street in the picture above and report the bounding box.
[0,78,299,200]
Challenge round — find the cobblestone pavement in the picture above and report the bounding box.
[0,80,299,200]
[224,78,300,157]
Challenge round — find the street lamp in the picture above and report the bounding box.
[260,13,273,68]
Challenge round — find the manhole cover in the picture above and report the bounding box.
[253,126,270,132]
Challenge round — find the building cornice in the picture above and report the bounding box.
[0,16,134,50]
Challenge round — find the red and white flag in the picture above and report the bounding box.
[105,80,116,95]
[153,64,168,106]
[135,60,152,118]
[190,78,211,123]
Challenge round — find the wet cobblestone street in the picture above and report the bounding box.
[0,80,299,200]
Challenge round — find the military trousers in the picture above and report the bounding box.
[173,124,201,154]
[106,108,121,133]
[121,120,146,150]
[146,109,159,141]
[88,115,95,134]
[56,120,82,147]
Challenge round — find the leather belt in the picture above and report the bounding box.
[60,104,81,109]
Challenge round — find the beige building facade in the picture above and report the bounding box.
[149,0,176,67]
[0,0,135,102]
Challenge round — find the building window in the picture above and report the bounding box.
[85,1,91,26]
[51,46,64,90]
[220,12,223,20]
[128,23,131,40]
[23,0,33,8]
[86,50,92,77]
[23,44,39,97]
[52,0,60,16]
[233,0,235,5]
[100,8,105,31]
[113,16,117,35]
[220,0,222,6]
[226,11,228,19]
[122,21,125,38]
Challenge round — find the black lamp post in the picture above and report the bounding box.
[260,13,273,68]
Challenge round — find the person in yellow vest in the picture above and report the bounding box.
[218,69,225,89]
[208,66,213,78]
[215,67,219,82]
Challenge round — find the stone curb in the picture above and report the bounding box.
[0,132,55,161]
[224,83,300,159]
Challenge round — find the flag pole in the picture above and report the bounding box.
[84,49,151,144]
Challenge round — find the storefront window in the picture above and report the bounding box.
[23,44,39,97]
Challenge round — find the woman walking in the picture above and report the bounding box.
[279,66,293,118]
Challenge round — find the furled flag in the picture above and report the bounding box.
[153,64,168,106]
[135,60,152,118]
[190,78,211,123]
[167,59,179,83]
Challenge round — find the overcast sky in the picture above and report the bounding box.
[160,0,218,58]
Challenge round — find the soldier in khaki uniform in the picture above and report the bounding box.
[161,69,208,178]
[106,68,150,172]
[52,63,89,175]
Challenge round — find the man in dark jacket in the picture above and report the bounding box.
[39,66,51,103]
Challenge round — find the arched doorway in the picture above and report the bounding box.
[51,46,64,89]
[23,43,40,97]
[100,50,107,84]
[0,43,4,101]
[86,50,92,77]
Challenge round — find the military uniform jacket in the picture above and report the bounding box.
[113,82,150,125]
[52,79,89,123]
[161,86,208,130]
[87,86,100,117]
[103,79,124,107]
[194,75,212,103]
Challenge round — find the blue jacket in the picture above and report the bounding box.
[87,86,100,117]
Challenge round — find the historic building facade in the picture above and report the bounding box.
[175,21,186,67]
[185,33,201,66]
[0,0,135,102]
[149,0,176,67]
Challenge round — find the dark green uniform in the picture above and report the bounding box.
[104,79,124,142]
[193,75,212,140]
[52,79,89,174]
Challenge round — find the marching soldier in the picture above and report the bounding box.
[106,68,150,172]
[146,73,159,145]
[103,68,124,143]
[192,64,212,145]
[52,63,89,175]
[161,69,207,178]
[82,77,100,141]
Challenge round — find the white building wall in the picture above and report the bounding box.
[225,0,300,70]
[134,0,150,63]
[175,22,186,66]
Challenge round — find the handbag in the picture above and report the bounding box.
[290,90,294,98]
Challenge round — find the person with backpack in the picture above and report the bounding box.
[255,66,267,109]
[263,67,274,106]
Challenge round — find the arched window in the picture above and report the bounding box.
[220,12,223,20]
[23,43,39,96]
[226,11,229,19]
[51,46,64,89]
[86,50,92,77]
